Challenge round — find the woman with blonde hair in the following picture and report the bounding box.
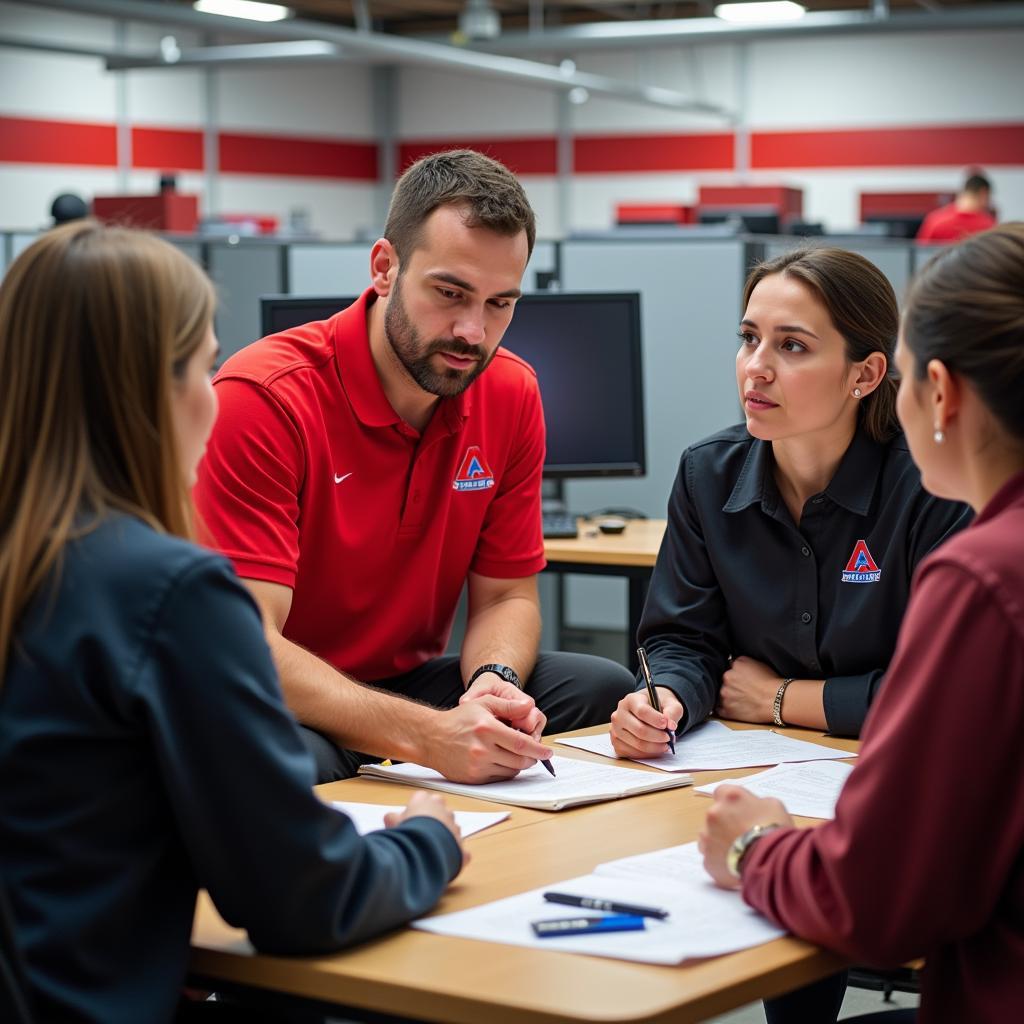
[0,221,465,1024]
[701,223,1024,1022]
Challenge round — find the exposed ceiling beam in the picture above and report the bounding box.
[26,0,733,115]
[475,4,1024,52]
[105,39,341,68]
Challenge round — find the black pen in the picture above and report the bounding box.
[543,891,669,920]
[637,646,676,755]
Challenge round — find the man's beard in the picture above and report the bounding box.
[383,277,493,398]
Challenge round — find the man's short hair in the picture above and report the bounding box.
[384,149,536,264]
[964,171,992,195]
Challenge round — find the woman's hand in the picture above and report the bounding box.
[716,655,781,724]
[698,784,793,889]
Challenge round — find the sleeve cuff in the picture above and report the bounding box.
[398,816,464,882]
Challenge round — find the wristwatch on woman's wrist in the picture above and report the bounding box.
[726,823,783,879]
[468,663,523,690]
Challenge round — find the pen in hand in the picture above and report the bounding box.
[637,646,676,755]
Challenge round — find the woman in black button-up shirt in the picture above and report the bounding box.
[612,247,970,753]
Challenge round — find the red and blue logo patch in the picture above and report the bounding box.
[453,445,495,491]
[841,540,881,583]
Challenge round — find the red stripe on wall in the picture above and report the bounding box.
[0,115,116,167]
[752,123,1024,169]
[398,139,557,176]
[132,127,204,172]
[575,133,735,173]
[219,132,378,180]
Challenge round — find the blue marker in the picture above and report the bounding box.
[531,915,646,938]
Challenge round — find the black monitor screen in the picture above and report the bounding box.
[260,291,645,479]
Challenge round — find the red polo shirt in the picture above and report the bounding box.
[916,203,996,242]
[194,289,546,681]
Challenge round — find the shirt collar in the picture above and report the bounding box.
[332,287,472,434]
[723,426,884,517]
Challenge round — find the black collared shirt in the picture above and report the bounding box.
[638,424,971,736]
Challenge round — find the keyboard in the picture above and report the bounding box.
[542,512,579,539]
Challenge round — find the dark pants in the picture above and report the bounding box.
[764,970,848,1024]
[298,651,636,783]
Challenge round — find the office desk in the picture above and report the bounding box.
[190,724,856,1024]
[543,519,666,669]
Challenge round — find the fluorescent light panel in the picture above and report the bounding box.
[193,0,293,22]
[714,1,806,24]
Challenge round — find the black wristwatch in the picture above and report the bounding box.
[468,663,523,691]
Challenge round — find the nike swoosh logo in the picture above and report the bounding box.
[334,472,353,484]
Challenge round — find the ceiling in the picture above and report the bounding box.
[171,0,1011,38]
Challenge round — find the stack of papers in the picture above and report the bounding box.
[357,755,692,810]
[330,801,509,838]
[414,841,784,964]
[694,761,854,819]
[557,720,856,772]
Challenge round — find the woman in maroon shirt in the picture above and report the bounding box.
[700,222,1024,1024]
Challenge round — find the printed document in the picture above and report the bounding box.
[557,721,856,772]
[414,842,784,964]
[357,755,692,810]
[694,760,855,819]
[330,801,509,838]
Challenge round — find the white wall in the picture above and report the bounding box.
[2,0,1023,237]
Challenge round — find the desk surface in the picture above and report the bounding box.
[543,518,666,569]
[190,723,855,1024]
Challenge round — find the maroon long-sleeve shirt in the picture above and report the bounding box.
[742,470,1024,1022]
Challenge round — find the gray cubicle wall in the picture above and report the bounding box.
[763,236,915,302]
[558,237,750,632]
[208,240,287,360]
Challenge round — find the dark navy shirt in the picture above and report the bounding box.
[0,515,461,1024]
[639,424,971,736]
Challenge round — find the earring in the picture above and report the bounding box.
[852,387,862,398]
[933,429,945,444]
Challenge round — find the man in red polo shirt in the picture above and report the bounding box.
[917,170,996,243]
[195,150,634,783]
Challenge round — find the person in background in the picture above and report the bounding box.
[0,221,466,1024]
[700,223,1024,1024]
[916,170,996,243]
[194,149,634,785]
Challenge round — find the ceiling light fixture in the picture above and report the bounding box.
[714,1,806,24]
[458,0,502,41]
[192,0,293,23]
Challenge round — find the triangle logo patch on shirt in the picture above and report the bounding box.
[841,539,881,583]
[453,445,495,491]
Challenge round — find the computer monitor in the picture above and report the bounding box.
[259,291,646,479]
[698,210,781,235]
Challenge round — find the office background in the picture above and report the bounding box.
[2,0,1022,656]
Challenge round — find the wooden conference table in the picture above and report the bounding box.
[543,518,667,672]
[189,723,857,1024]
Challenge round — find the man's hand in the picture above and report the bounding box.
[717,656,780,724]
[610,687,683,759]
[459,673,546,740]
[384,791,470,871]
[698,785,793,890]
[425,698,554,784]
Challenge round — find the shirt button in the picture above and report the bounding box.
[801,546,811,557]
[801,611,813,624]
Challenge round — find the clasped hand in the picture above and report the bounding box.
[716,655,780,724]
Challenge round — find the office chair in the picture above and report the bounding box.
[0,876,34,1024]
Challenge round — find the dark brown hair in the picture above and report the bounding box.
[903,222,1024,442]
[0,220,215,677]
[742,246,900,442]
[385,149,536,264]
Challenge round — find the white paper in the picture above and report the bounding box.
[557,721,856,773]
[329,801,509,838]
[693,760,855,820]
[414,842,784,964]
[357,755,691,810]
